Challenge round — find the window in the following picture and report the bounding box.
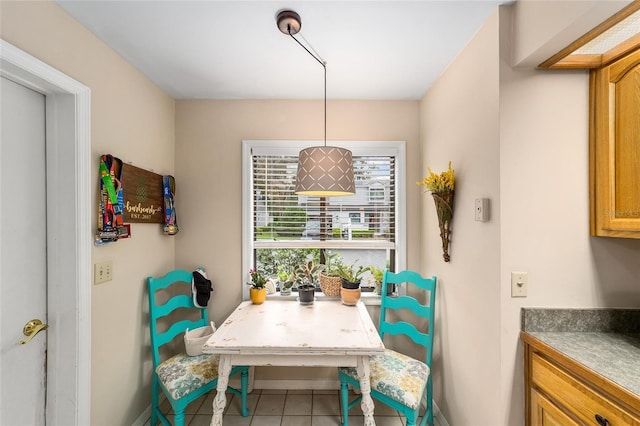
[242,140,406,299]
[369,185,385,203]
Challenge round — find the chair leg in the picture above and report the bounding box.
[240,368,249,417]
[419,376,434,426]
[427,375,433,426]
[150,375,159,426]
[340,375,349,426]
[403,407,418,426]
[173,410,186,426]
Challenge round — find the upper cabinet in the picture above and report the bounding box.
[537,1,640,238]
[590,47,640,238]
[539,2,640,70]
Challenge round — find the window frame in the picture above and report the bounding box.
[242,140,406,300]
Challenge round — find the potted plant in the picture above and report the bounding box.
[294,260,324,305]
[319,250,345,297]
[247,268,268,304]
[276,266,296,296]
[336,261,370,306]
[369,266,384,295]
[336,261,370,289]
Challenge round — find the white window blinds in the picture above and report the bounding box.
[251,151,396,246]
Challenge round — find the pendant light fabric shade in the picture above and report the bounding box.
[276,10,355,198]
[295,146,356,196]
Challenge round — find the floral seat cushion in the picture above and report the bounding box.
[156,352,220,400]
[339,349,429,410]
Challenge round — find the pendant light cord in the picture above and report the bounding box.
[288,28,327,147]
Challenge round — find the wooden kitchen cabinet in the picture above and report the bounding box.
[523,334,640,426]
[531,388,581,426]
[590,48,640,238]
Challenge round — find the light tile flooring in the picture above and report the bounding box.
[146,389,441,426]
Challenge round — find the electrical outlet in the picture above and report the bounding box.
[511,272,527,297]
[94,260,113,285]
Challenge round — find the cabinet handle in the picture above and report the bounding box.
[595,414,609,426]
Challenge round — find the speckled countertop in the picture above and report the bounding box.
[522,308,640,398]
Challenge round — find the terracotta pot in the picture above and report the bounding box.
[340,287,361,306]
[250,287,267,305]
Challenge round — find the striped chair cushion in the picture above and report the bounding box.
[156,353,219,400]
[339,349,429,410]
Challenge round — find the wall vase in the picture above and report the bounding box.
[432,190,454,262]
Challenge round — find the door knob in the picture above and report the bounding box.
[17,319,48,345]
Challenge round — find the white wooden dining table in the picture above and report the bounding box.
[203,299,385,426]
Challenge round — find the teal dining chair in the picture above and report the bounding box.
[148,269,249,426]
[339,269,437,426]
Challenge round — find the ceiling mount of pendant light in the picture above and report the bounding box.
[276,9,355,197]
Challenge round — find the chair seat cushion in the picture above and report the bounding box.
[339,349,429,410]
[156,352,219,400]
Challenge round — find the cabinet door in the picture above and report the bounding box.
[591,48,640,237]
[531,388,580,426]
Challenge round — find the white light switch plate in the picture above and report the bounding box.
[511,272,527,297]
[95,260,113,285]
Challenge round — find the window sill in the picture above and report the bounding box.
[266,291,382,306]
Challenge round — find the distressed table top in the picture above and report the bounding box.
[203,300,384,357]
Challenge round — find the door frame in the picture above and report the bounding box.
[1,39,92,424]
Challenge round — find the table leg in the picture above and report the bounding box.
[356,356,376,426]
[210,355,231,426]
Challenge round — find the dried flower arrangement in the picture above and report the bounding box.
[417,162,455,262]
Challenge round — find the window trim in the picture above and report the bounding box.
[242,140,406,300]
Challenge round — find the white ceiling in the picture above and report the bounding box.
[56,0,510,100]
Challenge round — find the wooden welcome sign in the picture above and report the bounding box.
[121,164,164,223]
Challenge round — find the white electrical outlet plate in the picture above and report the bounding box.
[94,260,113,285]
[511,272,528,297]
[475,198,490,222]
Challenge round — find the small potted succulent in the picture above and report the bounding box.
[277,266,295,296]
[369,265,384,295]
[294,260,324,305]
[247,268,268,304]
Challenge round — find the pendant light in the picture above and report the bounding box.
[276,10,355,197]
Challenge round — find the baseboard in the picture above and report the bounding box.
[433,401,450,426]
[253,379,340,390]
[131,405,151,426]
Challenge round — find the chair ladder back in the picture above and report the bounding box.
[380,270,437,366]
[147,270,207,367]
[155,318,207,347]
[379,320,429,346]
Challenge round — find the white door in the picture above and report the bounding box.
[0,76,48,425]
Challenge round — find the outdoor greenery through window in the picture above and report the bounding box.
[242,141,406,296]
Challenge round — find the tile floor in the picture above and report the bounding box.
[146,389,441,426]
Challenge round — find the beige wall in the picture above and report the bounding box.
[174,99,420,380]
[499,5,640,426]
[420,4,640,425]
[1,1,175,425]
[420,9,502,425]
